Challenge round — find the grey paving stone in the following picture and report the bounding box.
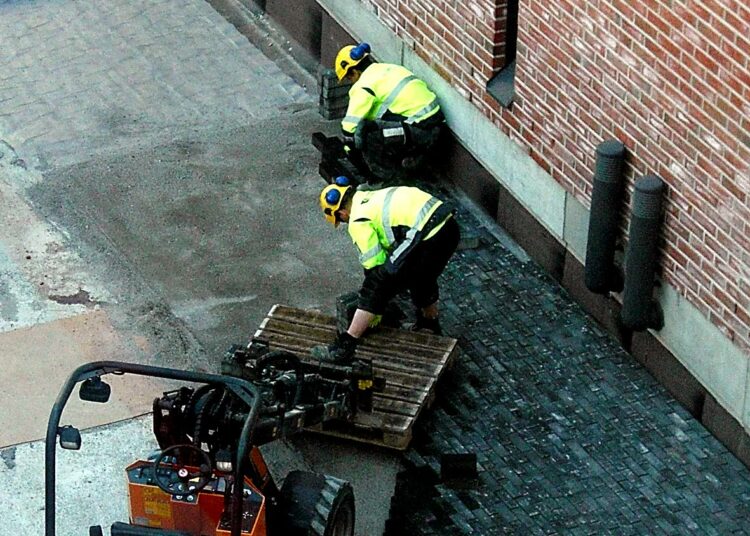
[0,0,312,166]
[384,202,750,535]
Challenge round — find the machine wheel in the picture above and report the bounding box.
[278,470,355,536]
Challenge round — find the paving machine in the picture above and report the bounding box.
[45,341,380,536]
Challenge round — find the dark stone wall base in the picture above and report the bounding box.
[246,0,750,471]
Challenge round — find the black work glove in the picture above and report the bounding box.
[311,332,358,364]
[341,133,355,155]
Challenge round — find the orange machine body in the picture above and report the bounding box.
[125,451,269,536]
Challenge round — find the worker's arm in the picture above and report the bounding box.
[349,220,386,269]
[341,85,377,138]
[347,220,392,336]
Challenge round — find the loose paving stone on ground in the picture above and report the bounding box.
[385,202,750,535]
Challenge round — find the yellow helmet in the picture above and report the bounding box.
[320,176,352,227]
[334,42,371,81]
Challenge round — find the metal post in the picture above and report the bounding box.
[620,175,666,331]
[585,139,626,294]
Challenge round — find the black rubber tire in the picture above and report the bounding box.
[278,470,355,536]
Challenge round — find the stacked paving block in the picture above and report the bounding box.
[319,68,351,120]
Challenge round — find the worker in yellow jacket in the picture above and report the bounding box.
[335,43,445,182]
[313,176,460,364]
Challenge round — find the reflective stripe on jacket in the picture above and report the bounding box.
[347,187,450,271]
[341,63,440,135]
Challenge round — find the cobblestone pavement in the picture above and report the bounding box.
[3,1,750,535]
[385,204,750,534]
[0,0,308,168]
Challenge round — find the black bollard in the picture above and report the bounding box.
[585,140,627,294]
[621,175,666,331]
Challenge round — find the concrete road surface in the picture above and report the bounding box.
[0,1,402,534]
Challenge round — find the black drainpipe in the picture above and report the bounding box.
[620,175,665,331]
[585,139,626,294]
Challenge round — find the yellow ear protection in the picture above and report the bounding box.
[320,176,352,227]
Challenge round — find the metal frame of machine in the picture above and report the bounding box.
[45,342,377,536]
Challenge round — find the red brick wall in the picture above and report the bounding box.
[363,0,750,351]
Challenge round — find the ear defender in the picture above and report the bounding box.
[350,42,371,60]
[326,189,342,205]
[334,176,351,186]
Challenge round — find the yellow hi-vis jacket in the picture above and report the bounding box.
[341,63,441,136]
[348,187,451,272]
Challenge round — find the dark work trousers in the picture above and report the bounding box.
[361,111,445,183]
[359,216,460,314]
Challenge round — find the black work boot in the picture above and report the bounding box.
[310,332,358,364]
